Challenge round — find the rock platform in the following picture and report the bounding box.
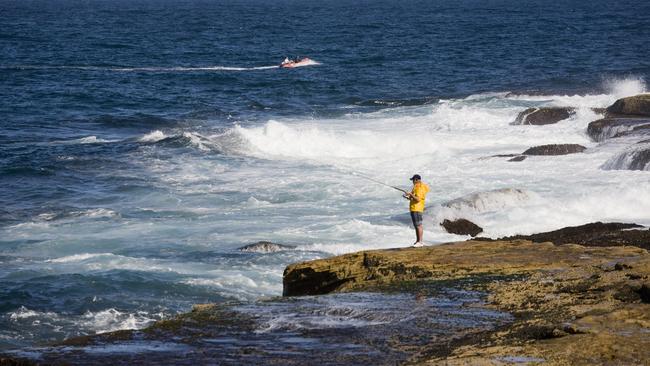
[284,238,650,365]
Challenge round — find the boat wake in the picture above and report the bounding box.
[2,65,280,72]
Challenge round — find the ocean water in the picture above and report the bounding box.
[1,0,650,350]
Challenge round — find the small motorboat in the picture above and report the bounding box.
[280,57,315,68]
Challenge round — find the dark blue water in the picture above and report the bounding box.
[1,0,649,351]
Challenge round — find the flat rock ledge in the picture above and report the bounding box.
[283,239,650,365]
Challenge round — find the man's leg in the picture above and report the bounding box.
[410,212,418,243]
[416,224,423,243]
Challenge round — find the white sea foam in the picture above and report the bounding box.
[9,306,160,335]
[601,143,650,171]
[442,188,532,213]
[46,253,111,263]
[183,270,283,299]
[76,208,118,218]
[604,76,647,99]
[79,308,155,334]
[56,136,115,144]
[9,306,58,320]
[139,130,167,142]
[33,208,118,223]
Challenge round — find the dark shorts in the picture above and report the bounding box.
[410,211,423,227]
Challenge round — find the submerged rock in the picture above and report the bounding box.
[512,107,575,125]
[442,188,530,213]
[499,222,650,250]
[508,155,527,162]
[522,144,586,155]
[440,219,483,237]
[238,241,296,253]
[606,94,650,117]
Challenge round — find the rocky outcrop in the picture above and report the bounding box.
[512,107,575,125]
[238,241,296,253]
[587,117,650,142]
[282,237,647,297]
[522,144,586,155]
[440,219,483,237]
[586,95,650,143]
[487,145,586,161]
[606,94,650,117]
[495,222,650,250]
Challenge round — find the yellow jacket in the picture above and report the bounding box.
[409,182,429,212]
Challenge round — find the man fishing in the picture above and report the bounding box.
[403,174,429,247]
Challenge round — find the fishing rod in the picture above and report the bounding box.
[349,171,410,195]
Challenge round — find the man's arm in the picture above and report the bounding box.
[403,192,421,202]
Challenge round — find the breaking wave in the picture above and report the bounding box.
[601,142,650,171]
[8,306,159,335]
[441,188,532,214]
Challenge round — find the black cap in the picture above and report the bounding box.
[409,174,421,181]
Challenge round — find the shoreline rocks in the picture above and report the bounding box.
[587,117,650,142]
[282,227,650,364]
[512,107,575,125]
[587,95,650,143]
[490,222,650,250]
[522,143,586,155]
[605,94,650,117]
[487,144,587,162]
[237,241,296,253]
[440,218,483,237]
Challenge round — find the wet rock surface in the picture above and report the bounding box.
[606,94,650,117]
[283,238,650,365]
[496,222,650,250]
[440,219,483,237]
[522,144,586,155]
[587,94,650,144]
[587,117,650,142]
[238,241,296,253]
[512,107,574,125]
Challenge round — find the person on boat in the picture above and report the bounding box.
[403,174,429,247]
